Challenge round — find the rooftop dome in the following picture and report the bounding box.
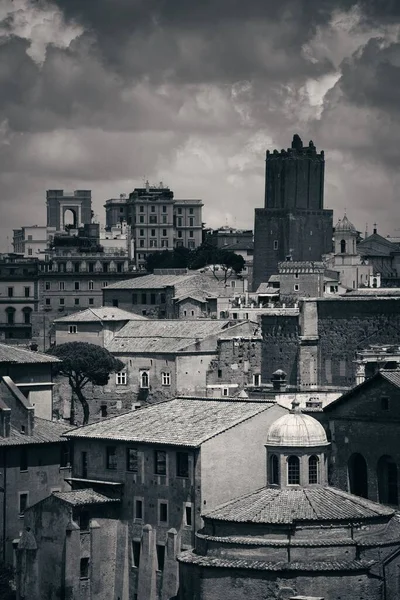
[334,214,357,233]
[266,401,329,447]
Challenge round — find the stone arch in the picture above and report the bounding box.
[63,208,77,229]
[377,455,398,505]
[268,454,279,485]
[348,453,368,498]
[340,239,346,253]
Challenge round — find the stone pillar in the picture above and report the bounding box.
[16,529,39,600]
[64,520,81,600]
[89,520,102,600]
[161,528,179,600]
[137,524,157,600]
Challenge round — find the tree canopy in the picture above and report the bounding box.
[145,242,245,283]
[47,342,124,425]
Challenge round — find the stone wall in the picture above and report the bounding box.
[261,314,299,386]
[206,338,262,388]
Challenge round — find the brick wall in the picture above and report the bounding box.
[261,314,299,386]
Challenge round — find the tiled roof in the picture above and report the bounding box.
[53,489,120,506]
[204,486,394,524]
[346,288,400,296]
[106,273,197,290]
[255,283,280,295]
[0,343,60,364]
[0,418,71,447]
[107,319,231,353]
[65,398,276,447]
[380,369,400,388]
[178,551,374,572]
[54,307,147,323]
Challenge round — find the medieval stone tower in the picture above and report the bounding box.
[252,135,333,290]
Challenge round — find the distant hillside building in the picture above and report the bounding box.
[357,225,400,284]
[253,135,333,290]
[46,189,92,230]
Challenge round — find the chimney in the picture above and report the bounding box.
[271,369,287,391]
[373,223,377,235]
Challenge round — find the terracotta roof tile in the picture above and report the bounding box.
[54,307,147,323]
[0,418,71,447]
[204,486,394,525]
[53,489,120,506]
[0,343,60,364]
[65,398,276,447]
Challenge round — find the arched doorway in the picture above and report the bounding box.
[348,453,368,498]
[377,455,398,505]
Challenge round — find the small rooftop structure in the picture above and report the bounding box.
[334,214,357,233]
[266,400,329,447]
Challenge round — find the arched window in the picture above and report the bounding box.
[269,454,279,485]
[372,278,377,288]
[140,371,149,389]
[377,455,398,505]
[348,453,368,498]
[6,307,15,325]
[287,456,300,485]
[340,239,346,253]
[309,455,319,484]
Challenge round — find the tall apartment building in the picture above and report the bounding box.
[105,183,203,269]
[253,135,333,290]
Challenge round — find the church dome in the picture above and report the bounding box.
[334,214,357,233]
[266,402,329,447]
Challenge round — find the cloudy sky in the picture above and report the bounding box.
[1,0,399,250]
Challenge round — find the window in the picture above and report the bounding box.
[6,308,15,325]
[20,448,28,471]
[100,405,107,418]
[60,445,70,468]
[222,387,229,396]
[24,287,30,298]
[59,298,65,306]
[132,541,141,568]
[74,262,80,273]
[178,231,183,238]
[19,493,28,516]
[80,558,90,579]
[161,372,171,386]
[141,293,146,304]
[45,298,51,306]
[189,230,194,238]
[116,371,127,386]
[79,510,90,531]
[132,293,137,305]
[81,451,88,478]
[139,205,144,213]
[273,240,278,250]
[140,370,149,388]
[155,450,167,475]
[294,273,299,279]
[218,369,222,378]
[269,454,279,485]
[149,215,157,224]
[139,215,144,223]
[74,298,80,306]
[106,446,117,470]
[177,217,182,227]
[159,501,168,523]
[162,215,167,224]
[89,298,94,305]
[185,504,193,527]
[127,448,138,472]
[381,397,389,411]
[103,263,109,273]
[69,325,77,334]
[160,293,166,304]
[88,263,94,273]
[88,280,94,290]
[150,293,156,304]
[59,281,65,291]
[27,235,33,241]
[112,299,119,307]
[176,452,189,478]
[151,205,156,213]
[139,239,145,248]
[45,281,51,290]
[7,287,13,298]
[28,248,33,255]
[177,208,182,215]
[161,240,169,248]
[189,208,194,214]
[288,456,300,485]
[134,498,143,520]
[102,282,108,288]
[294,284,299,291]
[150,239,157,248]
[189,217,194,227]
[253,374,261,386]
[23,308,32,324]
[309,455,319,484]
[156,545,165,571]
[188,240,195,249]
[162,205,167,213]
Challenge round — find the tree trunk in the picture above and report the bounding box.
[75,387,90,426]
[70,391,76,425]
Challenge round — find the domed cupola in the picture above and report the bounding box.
[265,400,330,488]
[334,213,357,255]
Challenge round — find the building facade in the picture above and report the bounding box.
[46,189,92,230]
[105,184,203,270]
[12,225,56,258]
[253,135,333,290]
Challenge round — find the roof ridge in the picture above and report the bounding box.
[302,487,322,520]
[328,486,394,516]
